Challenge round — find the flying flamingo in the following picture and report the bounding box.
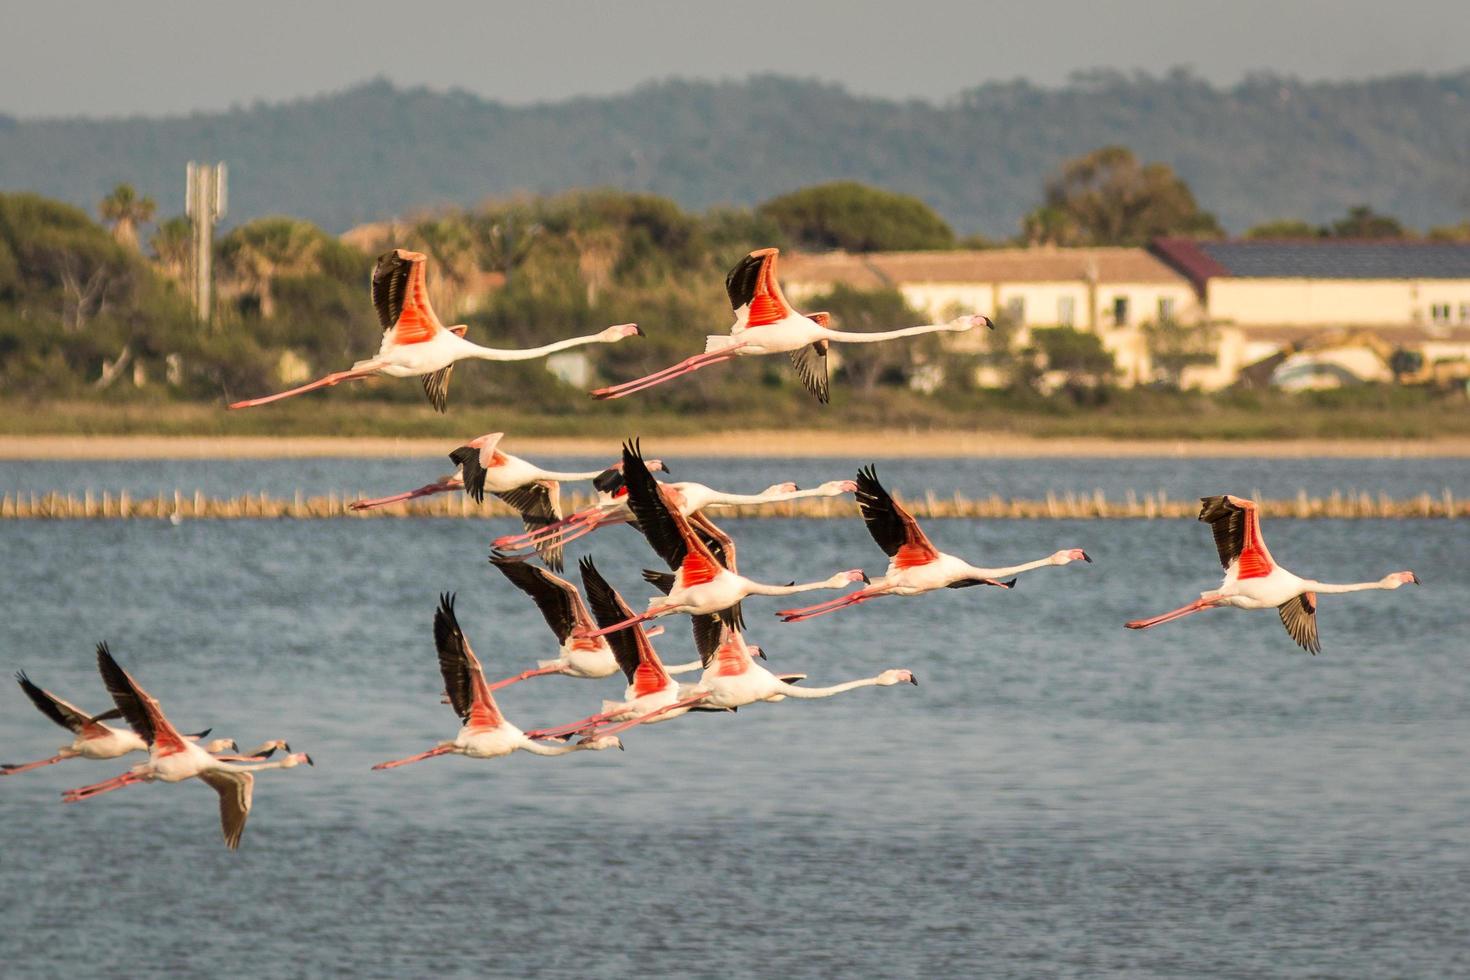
[2,670,281,774]
[371,594,625,770]
[522,558,722,741]
[60,645,313,851]
[590,247,990,402]
[583,623,916,735]
[573,442,867,640]
[351,432,622,569]
[494,468,857,558]
[485,556,701,689]
[1124,494,1419,653]
[778,466,1091,623]
[229,249,641,411]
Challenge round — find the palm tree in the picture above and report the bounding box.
[99,184,157,251]
[218,218,323,318]
[149,216,193,284]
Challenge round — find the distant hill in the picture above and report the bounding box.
[1,70,1467,236]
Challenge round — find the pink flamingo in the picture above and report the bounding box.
[778,466,1091,623]
[584,623,915,739]
[485,556,701,689]
[573,442,866,640]
[523,558,722,741]
[1125,494,1419,653]
[494,467,857,558]
[60,645,313,851]
[230,249,640,411]
[590,247,988,402]
[371,594,625,770]
[2,669,281,774]
[351,432,622,569]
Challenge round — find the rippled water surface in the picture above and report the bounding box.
[1,457,1467,978]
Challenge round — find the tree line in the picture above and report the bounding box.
[1,146,1465,409]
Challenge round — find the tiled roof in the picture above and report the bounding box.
[1153,238,1470,287]
[781,247,1187,288]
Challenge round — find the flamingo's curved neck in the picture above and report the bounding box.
[774,676,883,699]
[464,332,607,362]
[817,322,955,345]
[1302,579,1392,595]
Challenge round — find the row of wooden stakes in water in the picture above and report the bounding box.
[0,488,1464,520]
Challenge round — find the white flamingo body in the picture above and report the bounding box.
[230,249,639,411]
[591,247,987,402]
[779,466,1090,622]
[372,594,624,770]
[59,645,313,850]
[1125,494,1418,653]
[694,627,915,711]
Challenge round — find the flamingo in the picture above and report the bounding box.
[522,558,721,741]
[229,249,641,411]
[590,247,989,402]
[1124,494,1419,653]
[585,623,916,735]
[572,441,867,640]
[485,556,701,689]
[1,670,277,774]
[351,432,620,569]
[494,468,857,558]
[778,466,1091,623]
[371,594,625,770]
[60,645,313,851]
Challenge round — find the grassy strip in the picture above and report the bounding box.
[4,390,1469,441]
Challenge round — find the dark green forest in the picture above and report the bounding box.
[1,70,1467,237]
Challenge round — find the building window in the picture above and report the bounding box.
[1058,296,1075,326]
[1157,296,1176,323]
[1431,303,1451,324]
[1004,296,1025,324]
[1460,302,1470,324]
[1112,296,1130,326]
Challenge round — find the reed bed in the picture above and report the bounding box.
[1,488,1463,520]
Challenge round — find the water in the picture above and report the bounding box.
[1,458,1467,978]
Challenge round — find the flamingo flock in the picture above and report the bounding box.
[7,247,1423,849]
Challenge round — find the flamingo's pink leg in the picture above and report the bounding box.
[371,745,453,770]
[591,695,711,737]
[0,754,70,775]
[228,366,380,409]
[492,508,608,550]
[574,611,658,639]
[778,588,889,623]
[61,772,142,803]
[486,665,565,691]
[1125,598,1220,631]
[589,346,746,400]
[351,481,460,511]
[524,709,624,741]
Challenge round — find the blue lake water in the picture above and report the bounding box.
[1,456,1467,977]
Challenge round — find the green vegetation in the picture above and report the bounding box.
[1,182,1466,443]
[3,71,1469,236]
[758,183,955,252]
[1022,146,1222,246]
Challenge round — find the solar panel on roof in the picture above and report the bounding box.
[1200,241,1470,279]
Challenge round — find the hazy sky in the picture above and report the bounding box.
[4,0,1466,118]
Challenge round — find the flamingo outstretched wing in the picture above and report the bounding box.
[580,558,671,697]
[855,466,938,568]
[15,672,121,736]
[1198,495,1276,580]
[726,248,795,330]
[1277,592,1320,654]
[94,643,188,753]
[491,558,592,644]
[433,594,504,730]
[198,768,254,851]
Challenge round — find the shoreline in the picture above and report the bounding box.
[4,432,1470,460]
